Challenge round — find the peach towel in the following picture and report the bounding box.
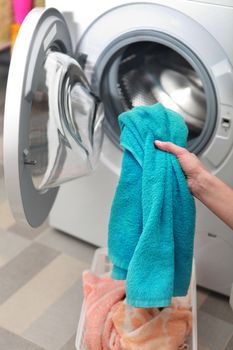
[82,271,192,350]
[112,302,192,350]
[83,271,125,350]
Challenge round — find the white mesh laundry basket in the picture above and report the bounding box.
[75,248,197,350]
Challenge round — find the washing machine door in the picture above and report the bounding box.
[3,8,104,227]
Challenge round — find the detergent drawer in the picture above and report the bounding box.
[75,248,197,350]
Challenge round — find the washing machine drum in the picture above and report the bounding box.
[100,42,216,154]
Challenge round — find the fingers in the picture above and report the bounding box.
[154,140,187,157]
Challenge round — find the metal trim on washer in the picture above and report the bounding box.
[92,30,217,154]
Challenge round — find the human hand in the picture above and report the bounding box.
[154,140,208,197]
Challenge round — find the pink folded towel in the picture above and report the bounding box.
[83,271,125,350]
[82,271,192,350]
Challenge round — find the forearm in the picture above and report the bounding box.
[154,140,233,229]
[193,170,233,230]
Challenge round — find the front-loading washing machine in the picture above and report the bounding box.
[3,0,233,296]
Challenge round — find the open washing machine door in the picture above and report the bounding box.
[3,8,104,228]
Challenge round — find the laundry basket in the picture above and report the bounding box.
[75,248,197,350]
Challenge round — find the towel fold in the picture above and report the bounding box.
[82,271,125,350]
[112,301,192,350]
[108,103,196,307]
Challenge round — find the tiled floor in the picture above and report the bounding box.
[1,49,233,349]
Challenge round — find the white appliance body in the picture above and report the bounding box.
[4,1,233,296]
[45,0,233,296]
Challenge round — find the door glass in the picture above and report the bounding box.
[29,72,49,190]
[28,51,104,191]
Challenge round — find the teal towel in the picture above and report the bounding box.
[108,103,196,308]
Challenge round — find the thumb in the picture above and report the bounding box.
[154,141,187,157]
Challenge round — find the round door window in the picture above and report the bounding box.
[28,51,103,191]
[3,8,104,228]
[100,39,217,154]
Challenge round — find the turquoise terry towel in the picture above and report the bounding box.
[108,103,196,308]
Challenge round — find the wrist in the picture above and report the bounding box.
[189,167,213,200]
